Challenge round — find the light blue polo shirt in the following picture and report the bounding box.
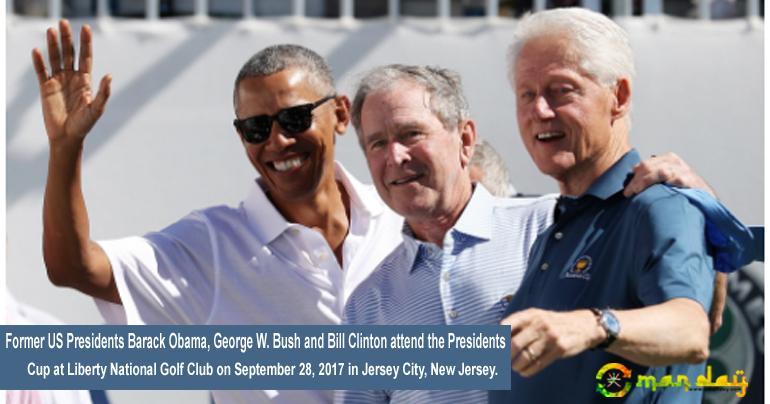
[490,150,715,404]
[340,185,555,403]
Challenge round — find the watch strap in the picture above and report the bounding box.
[590,308,618,350]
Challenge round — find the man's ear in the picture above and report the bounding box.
[459,119,477,169]
[611,77,631,121]
[334,95,352,135]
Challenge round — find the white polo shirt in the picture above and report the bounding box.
[94,163,403,404]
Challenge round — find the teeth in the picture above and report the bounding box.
[273,156,304,172]
[536,132,564,140]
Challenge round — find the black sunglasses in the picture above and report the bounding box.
[233,94,336,144]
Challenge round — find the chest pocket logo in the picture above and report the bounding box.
[565,255,592,280]
[495,294,514,319]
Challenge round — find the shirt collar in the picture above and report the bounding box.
[583,149,640,200]
[242,161,383,245]
[401,184,495,273]
[334,162,384,218]
[452,183,494,241]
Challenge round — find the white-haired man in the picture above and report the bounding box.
[469,139,518,197]
[491,8,727,403]
[339,61,749,402]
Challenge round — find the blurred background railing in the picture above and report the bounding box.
[8,0,764,22]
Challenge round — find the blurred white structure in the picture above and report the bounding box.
[8,0,764,19]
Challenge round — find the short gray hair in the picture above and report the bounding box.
[470,139,517,197]
[233,44,335,105]
[351,64,470,135]
[508,8,635,87]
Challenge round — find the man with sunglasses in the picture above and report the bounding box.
[33,19,733,404]
[33,20,402,404]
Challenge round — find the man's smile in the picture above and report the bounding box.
[535,131,566,142]
[389,173,424,186]
[267,153,309,172]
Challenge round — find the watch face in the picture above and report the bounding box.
[602,311,621,335]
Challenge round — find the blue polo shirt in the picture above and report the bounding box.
[490,150,714,404]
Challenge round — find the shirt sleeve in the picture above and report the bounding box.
[93,211,217,325]
[670,187,756,272]
[342,279,372,325]
[633,191,715,312]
